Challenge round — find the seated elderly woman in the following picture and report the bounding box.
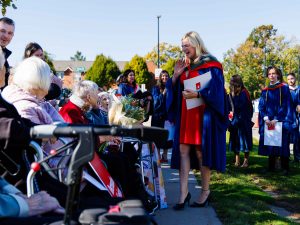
[69,82,157,212]
[59,81,129,189]
[2,57,67,179]
[0,48,64,224]
[84,91,110,125]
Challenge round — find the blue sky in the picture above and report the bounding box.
[5,0,300,66]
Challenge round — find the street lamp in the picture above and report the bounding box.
[157,15,161,68]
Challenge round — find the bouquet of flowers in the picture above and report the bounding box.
[109,95,145,125]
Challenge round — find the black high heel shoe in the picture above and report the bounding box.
[173,192,191,210]
[190,191,211,208]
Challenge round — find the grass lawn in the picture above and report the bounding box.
[194,136,300,225]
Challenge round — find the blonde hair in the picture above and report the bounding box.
[13,56,51,92]
[182,31,209,57]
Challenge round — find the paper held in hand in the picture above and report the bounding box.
[264,122,282,147]
[183,71,212,109]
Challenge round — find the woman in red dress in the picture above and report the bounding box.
[168,31,226,210]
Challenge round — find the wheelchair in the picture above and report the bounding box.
[27,124,168,224]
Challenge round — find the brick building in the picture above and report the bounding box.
[53,60,157,89]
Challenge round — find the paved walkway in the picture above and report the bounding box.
[154,156,222,225]
[143,118,222,224]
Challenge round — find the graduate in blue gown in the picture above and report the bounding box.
[117,69,140,96]
[166,31,227,209]
[287,73,300,162]
[151,70,172,162]
[228,75,253,167]
[258,66,293,174]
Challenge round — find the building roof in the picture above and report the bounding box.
[53,60,128,72]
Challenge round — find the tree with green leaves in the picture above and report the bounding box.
[0,0,16,15]
[85,54,120,87]
[223,24,300,99]
[162,58,176,77]
[44,51,57,75]
[144,42,182,67]
[70,51,86,61]
[124,55,152,88]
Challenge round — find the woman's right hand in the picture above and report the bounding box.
[173,59,186,82]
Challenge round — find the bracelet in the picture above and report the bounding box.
[197,92,200,98]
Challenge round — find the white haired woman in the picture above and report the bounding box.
[59,80,99,124]
[2,57,63,124]
[61,82,158,211]
[1,57,67,178]
[0,46,65,223]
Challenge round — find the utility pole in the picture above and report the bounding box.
[157,15,161,68]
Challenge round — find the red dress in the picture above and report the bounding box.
[179,69,205,145]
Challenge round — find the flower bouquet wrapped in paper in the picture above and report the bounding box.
[109,95,145,125]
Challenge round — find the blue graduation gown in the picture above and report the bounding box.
[258,83,293,157]
[117,83,135,96]
[228,89,253,152]
[151,85,166,128]
[289,86,300,130]
[166,56,227,172]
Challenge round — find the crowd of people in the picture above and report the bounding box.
[0,15,299,224]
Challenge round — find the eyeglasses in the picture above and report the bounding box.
[181,44,191,49]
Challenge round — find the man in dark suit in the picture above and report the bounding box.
[0,17,14,88]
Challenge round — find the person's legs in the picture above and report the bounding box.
[241,152,249,167]
[293,133,300,162]
[178,144,190,203]
[234,152,240,166]
[198,166,211,203]
[161,148,168,162]
[280,156,289,175]
[194,146,211,204]
[268,155,276,171]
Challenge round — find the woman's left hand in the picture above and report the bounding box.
[270,120,277,126]
[182,89,198,99]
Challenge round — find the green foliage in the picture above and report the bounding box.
[70,51,86,61]
[85,54,120,87]
[123,55,151,85]
[44,51,57,74]
[223,24,300,99]
[121,95,145,121]
[247,25,277,48]
[162,58,176,77]
[144,42,183,67]
[0,0,17,15]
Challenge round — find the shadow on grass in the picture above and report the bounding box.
[197,143,300,225]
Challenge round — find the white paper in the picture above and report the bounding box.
[264,122,282,147]
[183,71,212,109]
